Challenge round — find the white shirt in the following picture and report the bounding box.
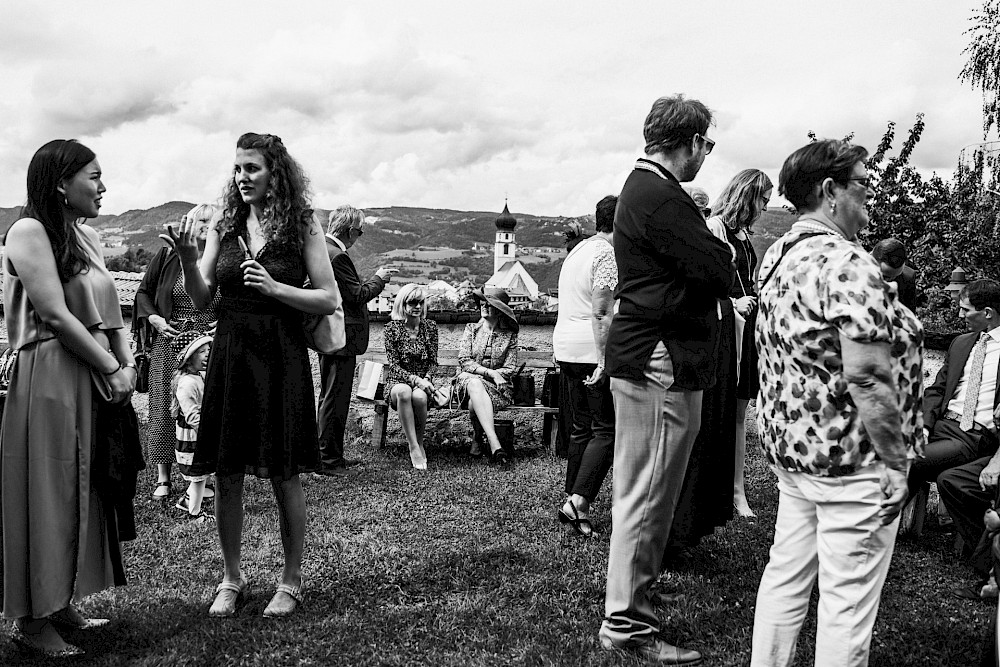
[552,235,617,364]
[326,233,347,252]
[946,326,1000,431]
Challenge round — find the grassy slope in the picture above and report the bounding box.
[1,391,989,666]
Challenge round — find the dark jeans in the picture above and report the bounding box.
[559,361,615,501]
[317,353,356,469]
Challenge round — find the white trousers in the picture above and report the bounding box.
[750,464,899,667]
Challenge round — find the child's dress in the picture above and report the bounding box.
[175,372,209,482]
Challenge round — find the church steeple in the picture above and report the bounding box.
[494,199,517,273]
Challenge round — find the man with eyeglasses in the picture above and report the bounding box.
[315,205,397,477]
[598,94,733,665]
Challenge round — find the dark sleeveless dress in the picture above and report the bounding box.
[190,223,321,479]
[726,225,759,400]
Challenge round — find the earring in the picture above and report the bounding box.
[63,195,70,208]
[830,200,837,216]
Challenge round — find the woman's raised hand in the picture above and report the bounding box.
[241,259,279,296]
[159,215,201,265]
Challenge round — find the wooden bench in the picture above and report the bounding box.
[357,346,560,453]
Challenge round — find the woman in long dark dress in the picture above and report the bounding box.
[133,203,220,500]
[2,140,138,657]
[162,133,339,619]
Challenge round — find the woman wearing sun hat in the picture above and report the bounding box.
[455,287,520,463]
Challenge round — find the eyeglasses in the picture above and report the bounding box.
[846,176,872,188]
[353,226,365,236]
[696,134,715,155]
[406,299,424,306]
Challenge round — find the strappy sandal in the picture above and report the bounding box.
[558,499,596,538]
[208,578,251,618]
[263,580,305,618]
[152,481,170,499]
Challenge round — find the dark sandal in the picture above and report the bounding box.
[152,481,170,499]
[558,499,595,538]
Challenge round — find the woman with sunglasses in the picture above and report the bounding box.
[383,283,438,469]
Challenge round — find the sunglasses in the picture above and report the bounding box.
[353,226,365,236]
[406,299,424,306]
[846,176,872,188]
[695,134,715,155]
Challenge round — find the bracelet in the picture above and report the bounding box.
[101,362,122,376]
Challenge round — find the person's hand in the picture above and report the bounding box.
[734,296,757,317]
[107,368,134,405]
[980,457,1000,491]
[490,369,508,386]
[159,216,200,265]
[148,314,179,339]
[206,320,218,336]
[878,465,910,525]
[375,266,399,281]
[583,364,606,386]
[241,260,279,297]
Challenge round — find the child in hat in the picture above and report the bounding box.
[171,331,214,522]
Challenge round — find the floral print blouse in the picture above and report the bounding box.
[383,319,439,388]
[755,223,925,477]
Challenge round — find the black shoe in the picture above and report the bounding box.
[557,499,596,538]
[490,448,511,466]
[344,459,362,468]
[313,466,356,478]
[952,582,992,601]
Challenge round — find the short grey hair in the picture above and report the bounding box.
[327,204,365,237]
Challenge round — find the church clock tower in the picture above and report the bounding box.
[494,201,517,274]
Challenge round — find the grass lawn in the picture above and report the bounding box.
[1,401,993,666]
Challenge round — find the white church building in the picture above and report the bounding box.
[485,202,538,308]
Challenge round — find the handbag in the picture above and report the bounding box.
[303,306,346,355]
[511,363,535,406]
[431,378,456,409]
[133,333,150,394]
[540,368,560,407]
[0,347,17,391]
[356,360,385,401]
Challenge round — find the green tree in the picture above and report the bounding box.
[960,0,1000,137]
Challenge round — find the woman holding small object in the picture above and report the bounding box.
[455,288,519,464]
[161,132,340,619]
[133,203,220,500]
[383,283,439,469]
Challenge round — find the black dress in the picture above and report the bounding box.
[726,225,759,400]
[191,223,321,479]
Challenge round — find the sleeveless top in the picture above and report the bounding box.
[4,223,123,350]
[215,219,306,312]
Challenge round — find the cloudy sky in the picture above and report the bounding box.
[0,0,994,217]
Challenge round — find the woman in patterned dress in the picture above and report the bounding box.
[705,169,773,518]
[749,139,924,667]
[3,140,137,657]
[383,283,439,469]
[454,288,519,464]
[133,203,220,500]
[162,133,340,619]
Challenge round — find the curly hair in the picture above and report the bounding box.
[219,133,313,249]
[21,139,96,282]
[712,169,773,232]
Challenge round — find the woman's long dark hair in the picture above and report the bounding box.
[21,139,95,282]
[219,133,313,250]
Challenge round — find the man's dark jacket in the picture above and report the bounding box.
[923,330,1000,432]
[605,160,734,390]
[327,236,386,357]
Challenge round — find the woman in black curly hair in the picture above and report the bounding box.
[163,132,340,619]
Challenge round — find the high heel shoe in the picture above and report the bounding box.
[10,623,85,658]
[557,499,595,538]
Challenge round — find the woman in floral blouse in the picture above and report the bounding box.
[383,283,438,469]
[748,139,924,667]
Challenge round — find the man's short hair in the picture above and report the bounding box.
[595,195,617,233]
[961,279,1000,315]
[871,238,907,269]
[327,204,365,237]
[643,95,713,156]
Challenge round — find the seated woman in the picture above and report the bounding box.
[455,288,519,465]
[383,283,438,470]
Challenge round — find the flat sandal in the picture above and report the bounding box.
[263,580,305,618]
[209,578,251,618]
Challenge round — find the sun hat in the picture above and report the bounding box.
[171,330,213,369]
[472,287,519,331]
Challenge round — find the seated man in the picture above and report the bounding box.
[871,237,917,310]
[911,279,1000,495]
